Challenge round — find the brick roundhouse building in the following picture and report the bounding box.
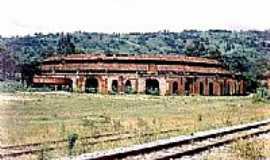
[33,53,245,96]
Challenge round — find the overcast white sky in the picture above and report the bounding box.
[1,0,270,37]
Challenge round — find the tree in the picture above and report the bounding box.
[184,39,197,56]
[0,42,6,52]
[57,33,75,54]
[206,44,222,59]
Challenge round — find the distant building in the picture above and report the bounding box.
[0,53,16,81]
[33,53,246,96]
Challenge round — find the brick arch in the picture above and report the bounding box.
[184,77,194,96]
[111,79,119,93]
[124,80,132,94]
[145,78,160,95]
[85,77,100,93]
[209,81,214,96]
[172,81,179,95]
[199,81,204,95]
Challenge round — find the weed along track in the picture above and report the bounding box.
[0,127,187,159]
[66,119,270,160]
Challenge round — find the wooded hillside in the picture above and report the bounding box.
[1,30,270,91]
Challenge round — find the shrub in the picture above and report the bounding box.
[67,133,79,156]
[0,81,54,93]
[252,87,270,103]
[0,81,25,92]
[26,87,52,92]
[124,86,133,94]
[109,90,117,95]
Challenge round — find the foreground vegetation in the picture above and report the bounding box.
[0,92,270,158]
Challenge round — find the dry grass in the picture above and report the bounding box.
[205,137,270,160]
[232,139,265,160]
[0,92,270,158]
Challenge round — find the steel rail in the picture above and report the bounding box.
[70,119,270,160]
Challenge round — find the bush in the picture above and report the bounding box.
[124,86,133,94]
[67,133,79,156]
[26,87,52,92]
[252,87,270,103]
[0,81,25,92]
[109,90,117,95]
[0,81,54,93]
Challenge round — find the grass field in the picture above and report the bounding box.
[0,92,270,158]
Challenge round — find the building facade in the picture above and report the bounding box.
[33,54,245,96]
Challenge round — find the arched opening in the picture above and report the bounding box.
[209,82,214,96]
[85,77,99,93]
[111,80,118,93]
[124,80,132,94]
[145,79,159,95]
[199,82,204,95]
[172,81,178,95]
[68,79,73,91]
[184,78,192,96]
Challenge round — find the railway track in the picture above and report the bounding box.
[68,119,270,160]
[0,127,183,159]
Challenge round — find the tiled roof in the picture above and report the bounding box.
[43,53,221,65]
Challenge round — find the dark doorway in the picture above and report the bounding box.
[85,77,99,93]
[209,82,214,96]
[112,80,118,93]
[124,80,132,94]
[199,82,204,95]
[57,85,62,91]
[172,81,178,95]
[67,79,73,92]
[146,79,159,95]
[184,78,192,96]
[228,84,231,95]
